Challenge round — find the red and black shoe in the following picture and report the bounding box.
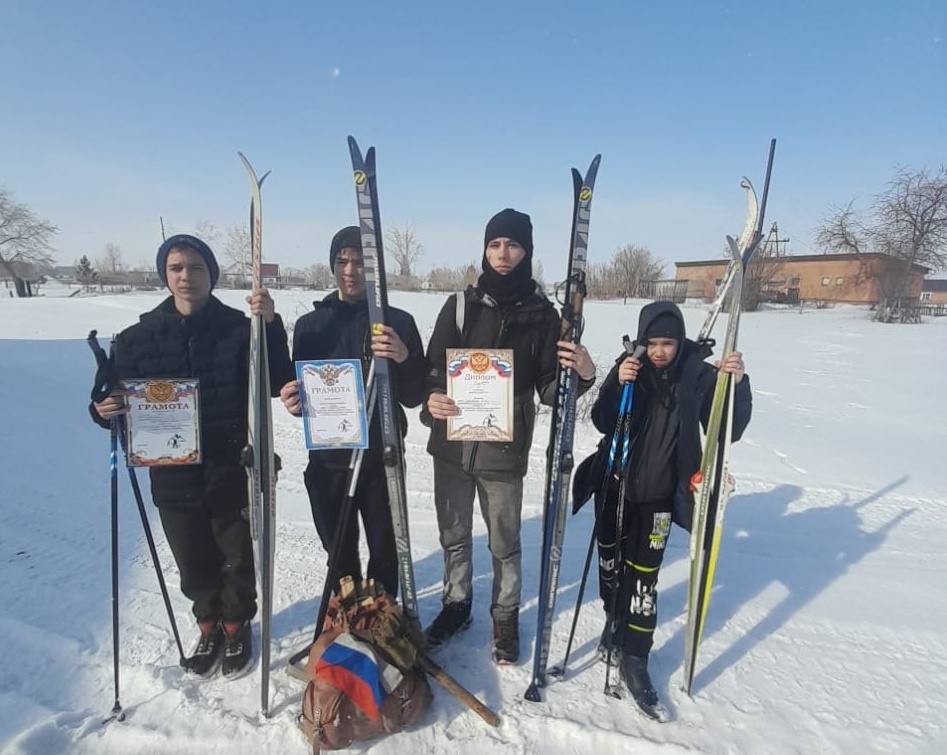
[221,620,253,680]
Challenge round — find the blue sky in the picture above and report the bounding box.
[1,0,944,276]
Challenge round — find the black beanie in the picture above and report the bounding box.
[156,234,219,289]
[483,208,533,258]
[643,312,684,342]
[329,226,362,268]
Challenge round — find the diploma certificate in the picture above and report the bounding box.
[124,379,201,466]
[296,359,369,450]
[445,348,514,442]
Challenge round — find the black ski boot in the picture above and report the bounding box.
[492,611,520,665]
[620,653,670,723]
[186,620,223,678]
[424,598,472,649]
[221,620,253,680]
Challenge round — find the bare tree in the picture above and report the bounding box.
[305,263,334,289]
[224,223,252,285]
[193,219,222,248]
[586,261,619,299]
[533,259,545,290]
[97,242,126,276]
[462,264,479,288]
[610,244,666,299]
[386,221,424,278]
[427,265,462,291]
[0,188,58,297]
[817,166,947,303]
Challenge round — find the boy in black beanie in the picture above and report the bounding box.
[91,234,293,680]
[588,300,752,720]
[422,208,597,664]
[280,225,426,599]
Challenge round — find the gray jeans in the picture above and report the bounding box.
[433,458,523,621]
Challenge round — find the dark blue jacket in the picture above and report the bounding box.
[292,291,425,470]
[91,296,292,508]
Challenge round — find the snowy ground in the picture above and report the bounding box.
[1,289,945,754]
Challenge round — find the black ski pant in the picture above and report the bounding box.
[304,461,399,598]
[596,494,673,658]
[158,495,257,626]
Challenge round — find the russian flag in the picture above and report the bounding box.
[315,633,402,720]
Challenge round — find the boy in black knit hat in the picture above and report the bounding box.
[588,300,752,720]
[422,208,598,664]
[280,226,426,600]
[91,234,293,680]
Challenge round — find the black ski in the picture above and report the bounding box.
[525,154,601,702]
[347,136,419,626]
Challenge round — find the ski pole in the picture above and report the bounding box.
[87,330,125,724]
[119,424,187,666]
[104,419,125,724]
[552,355,632,678]
[602,343,645,697]
[89,332,186,664]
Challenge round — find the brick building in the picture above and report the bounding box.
[674,253,928,305]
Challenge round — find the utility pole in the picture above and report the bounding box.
[766,221,790,256]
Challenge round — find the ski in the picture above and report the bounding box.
[347,136,420,627]
[237,151,276,717]
[525,154,601,702]
[695,178,760,344]
[683,139,776,696]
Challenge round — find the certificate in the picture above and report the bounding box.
[296,359,369,450]
[123,379,201,466]
[445,348,514,442]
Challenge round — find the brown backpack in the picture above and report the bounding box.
[297,579,433,753]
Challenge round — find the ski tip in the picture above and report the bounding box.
[524,683,543,703]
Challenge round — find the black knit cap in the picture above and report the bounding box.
[156,234,219,289]
[330,226,362,268]
[483,208,533,258]
[643,312,684,342]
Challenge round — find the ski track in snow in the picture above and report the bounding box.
[1,291,946,754]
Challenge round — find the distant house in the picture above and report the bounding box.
[920,279,947,305]
[51,265,77,280]
[261,263,280,287]
[674,253,929,305]
[220,262,281,288]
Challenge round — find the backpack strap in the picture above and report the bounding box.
[455,291,465,337]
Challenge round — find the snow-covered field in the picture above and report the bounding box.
[1,288,945,754]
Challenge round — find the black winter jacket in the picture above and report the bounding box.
[90,296,292,508]
[424,285,595,477]
[589,301,752,530]
[291,292,425,470]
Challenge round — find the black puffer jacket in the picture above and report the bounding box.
[424,285,595,477]
[590,301,752,530]
[291,291,425,470]
[90,296,292,508]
